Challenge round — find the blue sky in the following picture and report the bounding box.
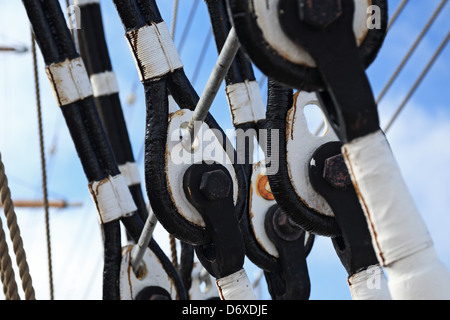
[0,0,449,300]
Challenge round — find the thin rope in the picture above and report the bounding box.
[177,0,200,54]
[314,0,447,136]
[192,27,212,86]
[376,0,448,105]
[169,235,179,270]
[32,31,53,300]
[171,0,179,40]
[384,29,450,133]
[386,0,410,33]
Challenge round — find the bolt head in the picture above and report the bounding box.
[273,208,304,242]
[298,0,343,29]
[323,154,352,189]
[199,170,232,201]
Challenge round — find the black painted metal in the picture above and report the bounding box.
[22,0,125,300]
[265,79,341,237]
[309,142,379,276]
[226,0,388,92]
[264,205,311,300]
[77,2,148,222]
[278,0,386,142]
[113,0,248,247]
[183,163,245,279]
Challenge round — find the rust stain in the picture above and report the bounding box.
[154,251,177,300]
[256,174,275,201]
[287,91,300,141]
[124,245,134,299]
[342,148,385,266]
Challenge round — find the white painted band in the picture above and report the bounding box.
[342,130,433,266]
[348,265,391,300]
[90,71,120,97]
[385,246,450,300]
[45,57,93,106]
[126,21,183,81]
[216,269,256,300]
[89,174,137,224]
[73,0,99,6]
[118,162,141,187]
[225,80,266,126]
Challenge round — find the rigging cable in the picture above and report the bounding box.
[314,0,447,136]
[376,0,448,105]
[384,29,450,132]
[31,30,54,300]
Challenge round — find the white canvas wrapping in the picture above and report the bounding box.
[45,57,93,106]
[89,174,137,224]
[225,80,266,126]
[385,247,450,300]
[90,71,120,97]
[216,269,256,300]
[73,0,99,6]
[119,162,141,187]
[342,130,433,267]
[343,130,450,299]
[126,22,183,81]
[348,265,391,300]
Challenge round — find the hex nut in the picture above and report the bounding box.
[323,154,352,189]
[199,170,232,201]
[298,0,343,29]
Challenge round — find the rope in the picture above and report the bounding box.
[384,29,450,133]
[0,152,32,300]
[376,0,448,104]
[170,0,179,40]
[32,31,53,300]
[177,0,200,54]
[386,0,410,33]
[0,170,20,300]
[169,235,179,270]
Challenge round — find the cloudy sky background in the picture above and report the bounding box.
[0,0,449,300]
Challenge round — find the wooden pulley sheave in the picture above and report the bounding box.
[228,0,450,299]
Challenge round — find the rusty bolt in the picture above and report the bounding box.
[200,169,232,201]
[323,154,352,190]
[297,0,343,29]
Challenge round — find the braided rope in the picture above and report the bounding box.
[0,153,24,300]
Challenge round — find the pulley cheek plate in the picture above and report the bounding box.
[253,0,371,68]
[119,245,177,300]
[249,161,279,258]
[286,91,338,217]
[189,262,220,300]
[249,161,313,259]
[166,109,238,227]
